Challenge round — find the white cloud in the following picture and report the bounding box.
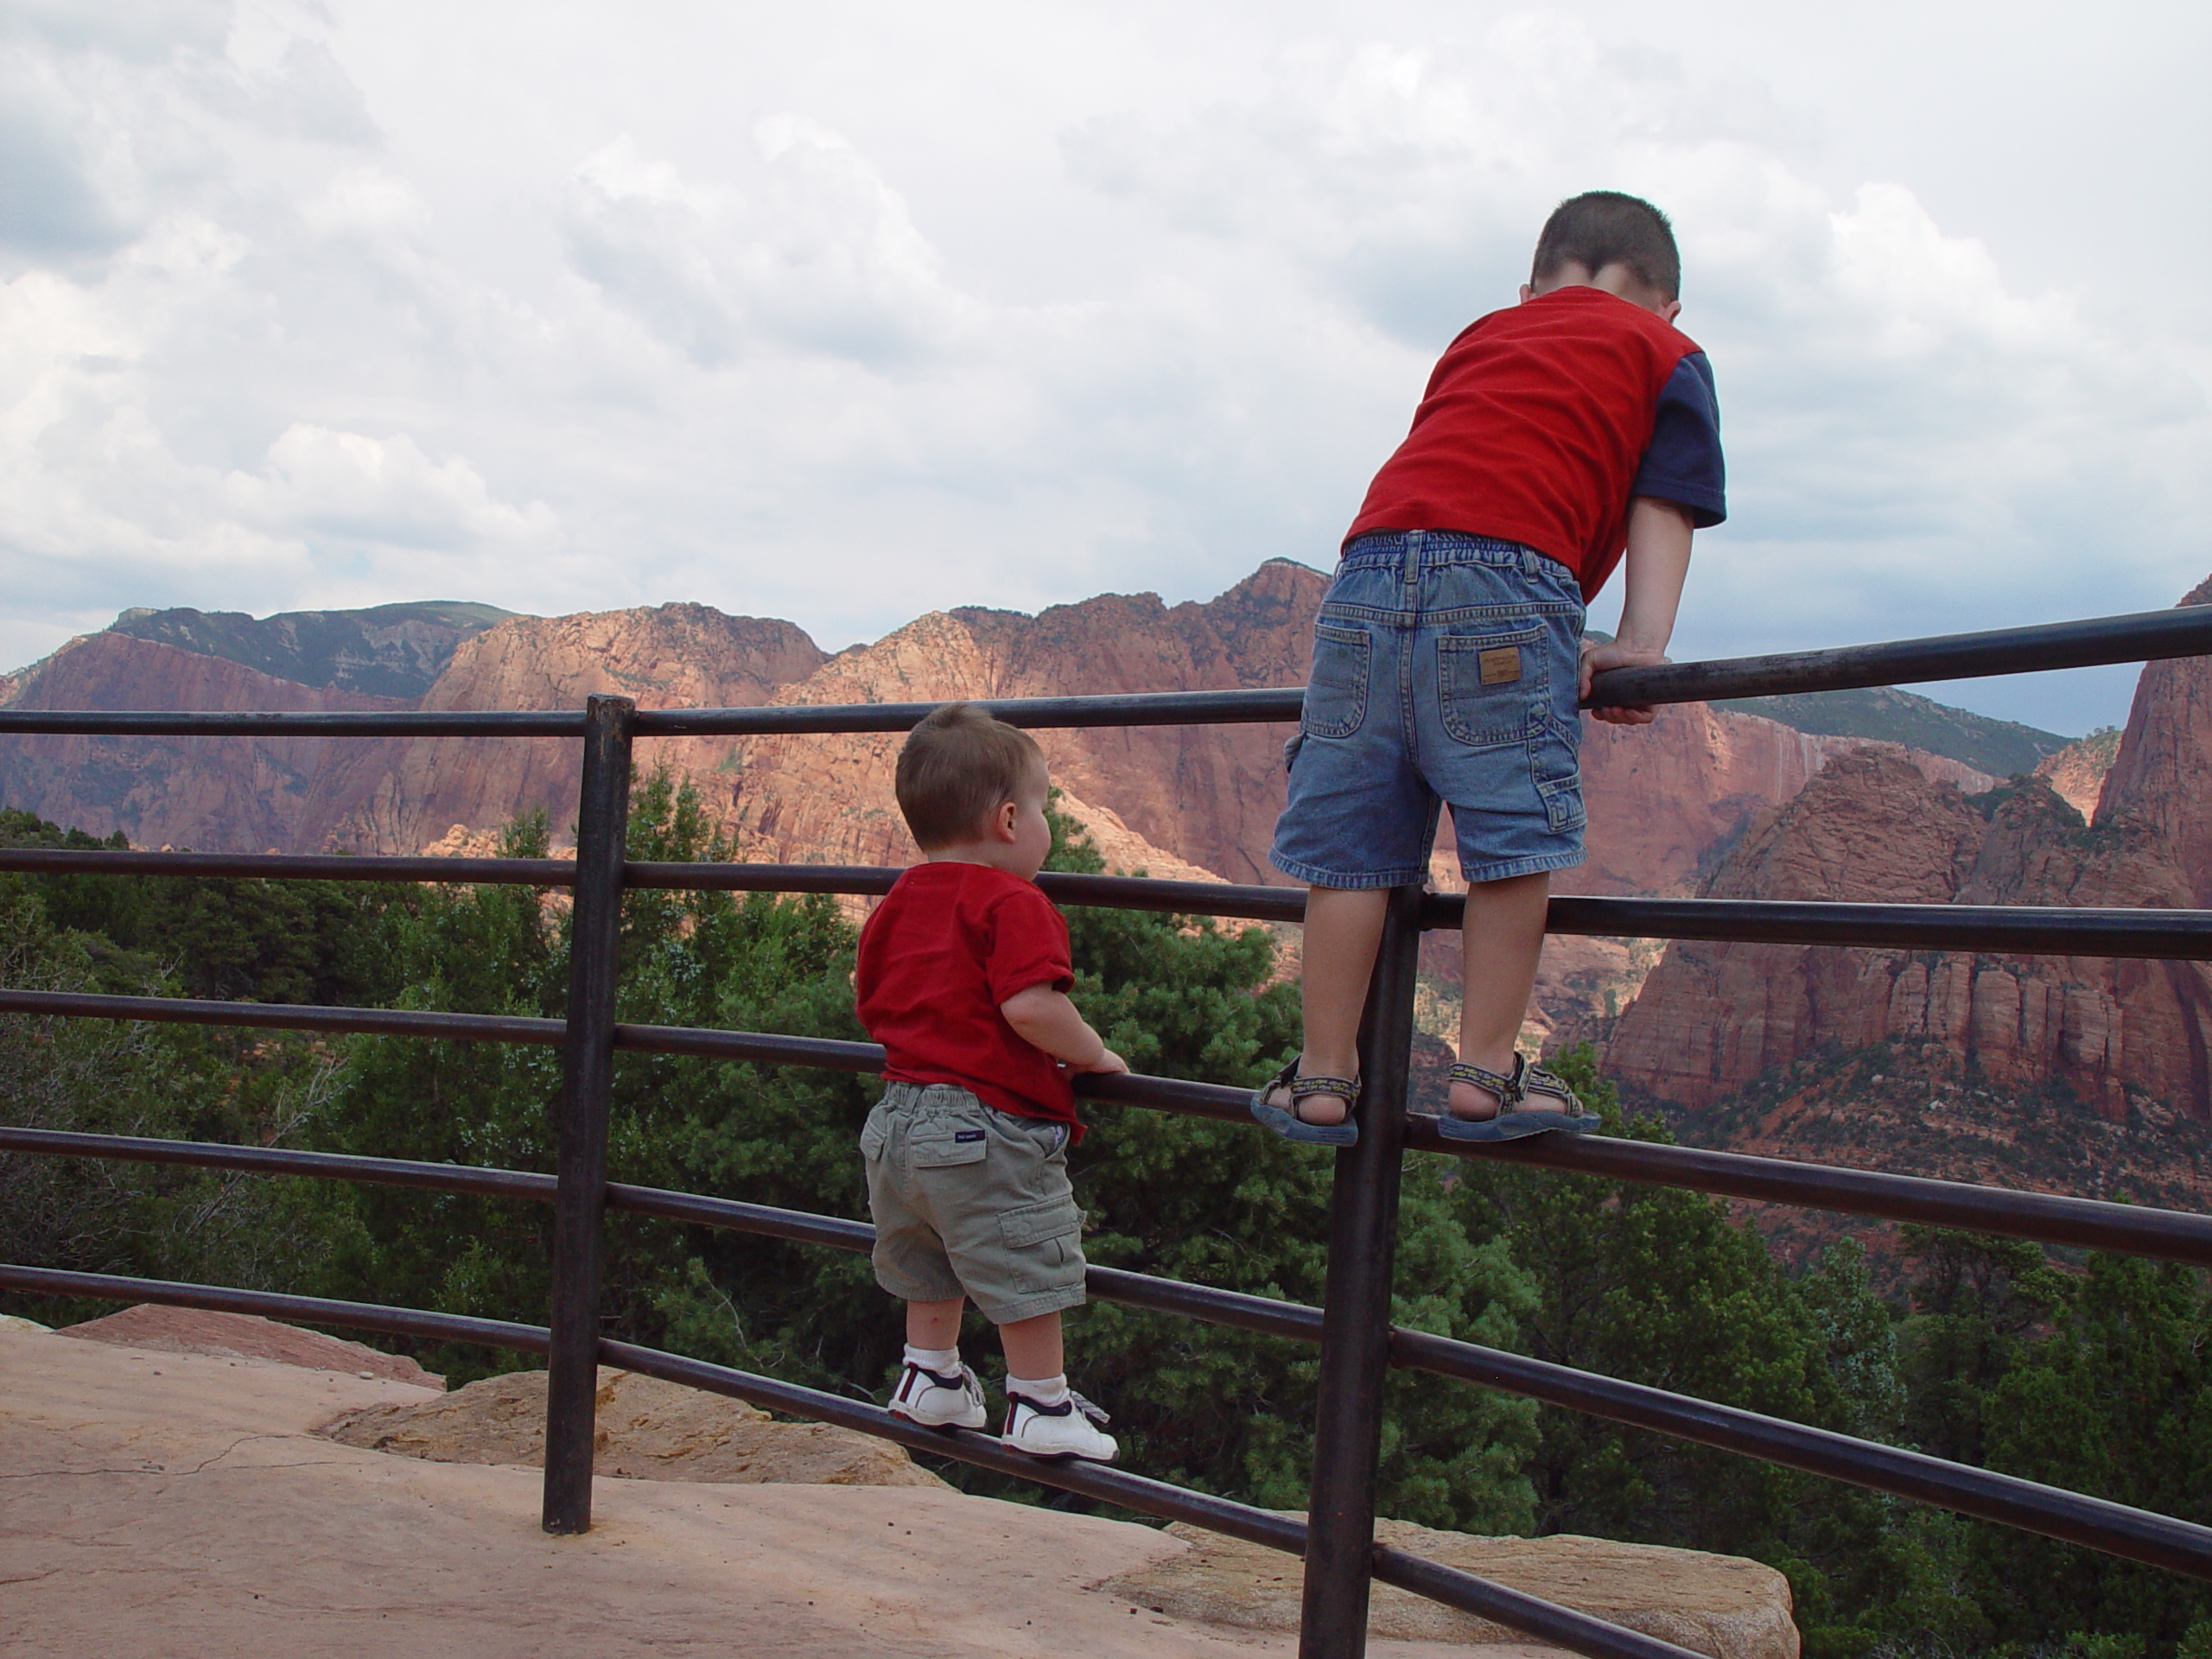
[561,122,981,370]
[225,424,558,550]
[0,0,2203,738]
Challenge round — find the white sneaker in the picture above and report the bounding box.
[1003,1389,1117,1462]
[888,1359,988,1429]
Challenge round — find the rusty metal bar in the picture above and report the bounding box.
[542,693,634,1535]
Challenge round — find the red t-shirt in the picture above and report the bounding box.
[1343,286,1702,601]
[855,861,1081,1134]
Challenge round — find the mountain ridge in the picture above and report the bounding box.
[7,576,2070,772]
[104,601,517,699]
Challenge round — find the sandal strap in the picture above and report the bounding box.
[1448,1056,1524,1107]
[1521,1061,1584,1116]
[1259,1059,1361,1104]
[1450,1052,1584,1116]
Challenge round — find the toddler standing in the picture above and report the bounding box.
[856,702,1125,1459]
[1255,192,1726,1146]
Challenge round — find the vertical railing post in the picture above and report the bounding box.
[1299,880,1425,1657]
[542,692,635,1535]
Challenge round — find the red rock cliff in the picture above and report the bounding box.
[0,633,410,852]
[1608,577,2212,1119]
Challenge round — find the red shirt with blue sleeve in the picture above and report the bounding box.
[855,861,1083,1135]
[1344,285,1726,601]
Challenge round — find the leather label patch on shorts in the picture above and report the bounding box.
[1478,645,1522,686]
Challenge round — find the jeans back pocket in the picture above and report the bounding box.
[1437,623,1547,747]
[1302,621,1370,741]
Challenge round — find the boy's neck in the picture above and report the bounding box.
[923,844,1032,879]
[1521,260,1681,323]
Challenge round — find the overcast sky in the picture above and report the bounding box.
[3,0,2207,732]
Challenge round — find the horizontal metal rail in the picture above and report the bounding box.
[0,690,1310,740]
[1530,894,2212,961]
[0,601,2202,746]
[0,988,569,1046]
[0,1262,550,1354]
[599,1340,1704,1659]
[11,1173,2210,1584]
[10,846,2212,962]
[630,687,1307,736]
[0,709,589,738]
[0,847,575,886]
[3,601,2206,736]
[0,1259,1699,1659]
[1386,1329,2212,1580]
[1401,1118,2212,1267]
[8,1001,2211,1265]
[0,1125,557,1201]
[1588,601,2212,708]
[607,1182,2212,1580]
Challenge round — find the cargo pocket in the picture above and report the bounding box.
[1536,772,1586,832]
[909,1128,989,1169]
[1000,1195,1082,1250]
[1531,723,1586,833]
[858,1113,888,1163]
[1301,622,1370,741]
[1437,623,1547,747]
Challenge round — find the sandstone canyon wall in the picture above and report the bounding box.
[0,633,411,853]
[2,563,2038,1048]
[1609,578,2212,1121]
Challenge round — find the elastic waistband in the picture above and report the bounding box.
[1338,528,1547,573]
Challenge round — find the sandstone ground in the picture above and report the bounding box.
[1,1319,1571,1658]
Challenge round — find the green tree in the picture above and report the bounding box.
[1965,1249,2212,1649]
[1448,1071,1935,1644]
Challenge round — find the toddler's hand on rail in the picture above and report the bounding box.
[1079,1047,1129,1076]
[1580,637,1669,727]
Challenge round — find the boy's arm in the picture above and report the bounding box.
[1000,983,1128,1074]
[1578,495,1694,727]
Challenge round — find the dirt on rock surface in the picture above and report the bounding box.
[320,1363,948,1488]
[60,1303,444,1386]
[4,1316,1574,1658]
[1097,1519,1797,1658]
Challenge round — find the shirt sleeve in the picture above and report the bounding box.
[1630,353,1726,529]
[983,886,1076,1005]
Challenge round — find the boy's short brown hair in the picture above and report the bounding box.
[1531,191,1681,300]
[895,702,1046,849]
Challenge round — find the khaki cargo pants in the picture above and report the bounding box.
[860,1081,1088,1325]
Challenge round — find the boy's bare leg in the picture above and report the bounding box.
[906,1297,966,1351]
[1265,885,1389,1124]
[1449,871,1552,1119]
[998,1311,1064,1379]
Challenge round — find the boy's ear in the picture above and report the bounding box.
[988,798,1020,843]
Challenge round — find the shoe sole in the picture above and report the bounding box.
[1001,1439,1116,1462]
[1430,1109,1596,1143]
[1249,1095,1358,1147]
[888,1405,987,1432]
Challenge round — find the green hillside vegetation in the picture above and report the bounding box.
[105,601,515,696]
[3,782,2209,1655]
[1715,685,2072,777]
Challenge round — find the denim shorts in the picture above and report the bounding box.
[1269,530,1587,889]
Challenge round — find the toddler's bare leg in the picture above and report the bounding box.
[1270,885,1388,1124]
[1449,871,1552,1120]
[906,1297,966,1350]
[998,1310,1064,1379]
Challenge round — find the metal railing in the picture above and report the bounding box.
[3,596,2211,1659]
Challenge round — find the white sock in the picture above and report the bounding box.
[905,1344,961,1374]
[1007,1371,1069,1407]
